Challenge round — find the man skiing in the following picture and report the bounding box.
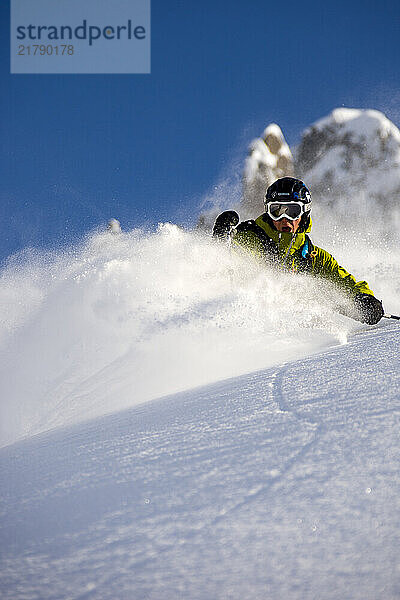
[212,177,384,325]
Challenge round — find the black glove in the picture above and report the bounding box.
[354,293,384,325]
[212,211,239,240]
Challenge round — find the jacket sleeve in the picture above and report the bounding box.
[231,230,268,262]
[312,246,375,297]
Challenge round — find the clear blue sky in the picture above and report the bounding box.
[1,0,399,261]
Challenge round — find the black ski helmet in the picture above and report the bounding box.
[264,177,312,231]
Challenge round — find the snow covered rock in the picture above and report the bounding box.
[198,108,400,230]
[197,124,293,229]
[296,108,400,211]
[241,124,294,219]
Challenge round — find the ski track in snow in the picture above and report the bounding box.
[0,322,399,600]
[0,214,400,598]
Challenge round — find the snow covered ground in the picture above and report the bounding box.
[0,198,399,598]
[0,321,399,599]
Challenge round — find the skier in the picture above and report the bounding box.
[213,177,384,325]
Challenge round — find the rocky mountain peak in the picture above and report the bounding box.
[198,108,400,229]
[296,108,400,206]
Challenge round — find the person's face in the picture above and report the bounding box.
[273,217,301,233]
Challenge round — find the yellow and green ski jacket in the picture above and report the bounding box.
[232,213,375,298]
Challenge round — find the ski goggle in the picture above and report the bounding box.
[266,201,310,221]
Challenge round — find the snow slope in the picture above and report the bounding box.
[1,108,400,596]
[0,321,399,600]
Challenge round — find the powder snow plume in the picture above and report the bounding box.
[0,216,399,448]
